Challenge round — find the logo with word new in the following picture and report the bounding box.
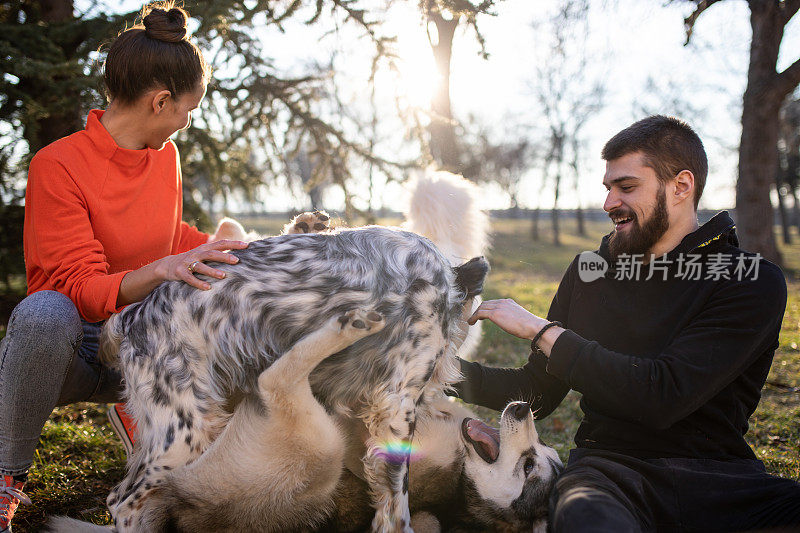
[577,251,608,282]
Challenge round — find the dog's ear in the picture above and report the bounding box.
[453,256,489,299]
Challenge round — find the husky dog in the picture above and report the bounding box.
[328,397,563,533]
[87,213,488,532]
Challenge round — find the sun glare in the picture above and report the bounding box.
[383,8,440,110]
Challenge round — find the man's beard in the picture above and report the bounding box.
[608,186,669,262]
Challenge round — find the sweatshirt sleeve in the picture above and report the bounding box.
[454,258,575,416]
[24,154,130,322]
[177,221,210,253]
[545,260,787,430]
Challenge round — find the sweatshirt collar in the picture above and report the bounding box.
[85,109,150,167]
[598,211,738,262]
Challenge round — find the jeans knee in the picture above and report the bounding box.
[6,290,82,352]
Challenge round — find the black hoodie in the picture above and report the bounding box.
[457,212,787,460]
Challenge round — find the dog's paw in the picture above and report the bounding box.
[283,210,333,235]
[337,309,385,339]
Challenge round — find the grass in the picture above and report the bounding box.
[10,216,800,530]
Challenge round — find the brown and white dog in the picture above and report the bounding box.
[328,396,562,533]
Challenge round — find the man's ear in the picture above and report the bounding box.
[151,89,172,115]
[673,170,695,206]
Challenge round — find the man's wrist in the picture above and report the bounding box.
[530,320,565,358]
[527,317,550,340]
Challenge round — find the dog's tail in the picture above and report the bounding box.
[97,314,123,369]
[402,170,490,266]
[402,170,490,360]
[43,516,114,532]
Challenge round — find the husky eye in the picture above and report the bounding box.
[524,457,535,477]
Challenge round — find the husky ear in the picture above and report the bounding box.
[453,256,489,299]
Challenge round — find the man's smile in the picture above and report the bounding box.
[610,211,636,232]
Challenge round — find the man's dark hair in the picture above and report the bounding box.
[601,115,708,209]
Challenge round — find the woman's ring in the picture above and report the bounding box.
[188,260,201,273]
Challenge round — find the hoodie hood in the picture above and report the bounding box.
[598,211,738,274]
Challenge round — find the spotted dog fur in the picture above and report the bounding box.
[100,226,488,532]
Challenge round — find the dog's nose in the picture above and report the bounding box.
[510,402,530,421]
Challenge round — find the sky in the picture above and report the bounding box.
[83,0,800,214]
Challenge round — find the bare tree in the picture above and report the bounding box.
[462,117,533,213]
[418,0,498,172]
[529,0,605,246]
[679,0,800,265]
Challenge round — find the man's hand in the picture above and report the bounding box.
[467,299,547,340]
[468,298,565,357]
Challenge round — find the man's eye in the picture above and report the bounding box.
[620,186,633,192]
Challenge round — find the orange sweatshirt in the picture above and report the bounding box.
[24,109,209,322]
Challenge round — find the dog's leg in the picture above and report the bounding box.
[258,308,384,401]
[361,339,451,533]
[106,397,226,532]
[137,309,386,532]
[362,392,417,533]
[283,210,333,234]
[105,356,229,532]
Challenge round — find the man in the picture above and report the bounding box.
[458,115,800,531]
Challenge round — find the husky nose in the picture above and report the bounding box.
[510,402,530,421]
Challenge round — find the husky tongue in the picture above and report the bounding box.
[465,419,500,463]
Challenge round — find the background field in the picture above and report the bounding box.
[11,216,800,530]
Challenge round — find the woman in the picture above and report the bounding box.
[0,4,246,530]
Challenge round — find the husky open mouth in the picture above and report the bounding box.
[461,417,501,463]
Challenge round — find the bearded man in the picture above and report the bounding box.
[456,115,800,531]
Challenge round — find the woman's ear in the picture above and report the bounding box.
[151,89,172,114]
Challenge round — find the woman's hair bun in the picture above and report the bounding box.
[143,6,188,43]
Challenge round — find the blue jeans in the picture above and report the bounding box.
[0,291,123,477]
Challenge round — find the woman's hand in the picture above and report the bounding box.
[467,298,547,340]
[155,240,249,290]
[117,240,249,308]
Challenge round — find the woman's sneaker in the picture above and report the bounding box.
[107,403,137,457]
[0,475,30,533]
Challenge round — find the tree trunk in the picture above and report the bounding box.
[309,186,324,211]
[735,2,785,264]
[552,172,561,247]
[28,0,81,151]
[531,207,540,241]
[427,11,460,172]
[775,180,792,244]
[576,204,586,236]
[792,188,800,234]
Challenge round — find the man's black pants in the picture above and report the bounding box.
[550,449,800,532]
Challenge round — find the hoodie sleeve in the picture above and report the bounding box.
[454,258,574,416]
[545,260,787,430]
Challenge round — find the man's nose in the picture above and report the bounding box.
[603,191,621,212]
